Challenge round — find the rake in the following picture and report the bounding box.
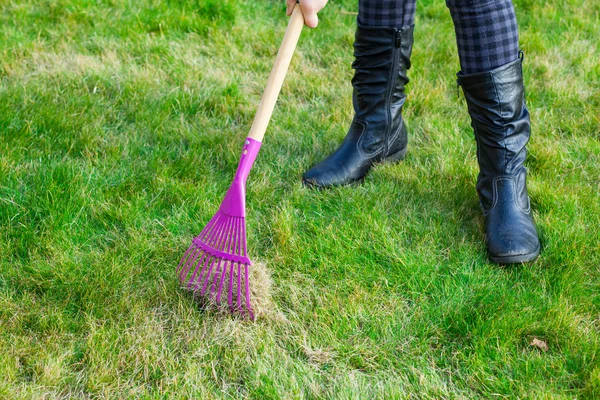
[177,5,305,320]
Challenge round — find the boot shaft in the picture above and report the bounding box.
[351,24,414,155]
[457,56,530,211]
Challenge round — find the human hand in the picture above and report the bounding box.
[286,0,329,28]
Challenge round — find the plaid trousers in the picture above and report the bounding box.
[358,0,520,74]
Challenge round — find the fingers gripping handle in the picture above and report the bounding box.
[247,5,304,142]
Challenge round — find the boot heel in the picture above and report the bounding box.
[384,146,407,163]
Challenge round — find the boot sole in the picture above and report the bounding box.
[489,243,541,265]
[302,146,408,189]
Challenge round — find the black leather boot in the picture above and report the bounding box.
[458,55,540,264]
[302,24,414,187]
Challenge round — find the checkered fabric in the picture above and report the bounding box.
[447,0,520,74]
[357,0,520,74]
[358,0,417,29]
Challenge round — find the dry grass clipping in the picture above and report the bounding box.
[181,261,275,321]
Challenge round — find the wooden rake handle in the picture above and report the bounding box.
[247,5,305,142]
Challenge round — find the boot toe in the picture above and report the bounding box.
[302,165,358,188]
[486,226,540,264]
[302,165,334,188]
[301,172,326,188]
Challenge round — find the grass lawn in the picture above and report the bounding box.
[1,0,599,397]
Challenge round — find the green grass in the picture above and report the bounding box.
[1,0,599,397]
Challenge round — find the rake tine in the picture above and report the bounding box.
[222,216,236,252]
[192,220,226,290]
[212,217,237,298]
[215,260,228,303]
[183,213,227,285]
[177,244,194,275]
[244,263,254,320]
[219,218,241,308]
[207,215,228,249]
[197,216,232,292]
[199,211,222,241]
[179,247,201,282]
[187,251,210,289]
[200,219,232,294]
[228,261,235,310]
[211,259,223,298]
[236,262,242,312]
[232,217,239,256]
[177,245,194,278]
[199,257,217,295]
[216,218,239,304]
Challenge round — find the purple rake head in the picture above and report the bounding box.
[177,137,262,320]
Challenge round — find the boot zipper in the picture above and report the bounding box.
[385,29,402,156]
[395,29,402,48]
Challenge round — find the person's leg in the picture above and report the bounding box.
[448,0,519,74]
[302,0,416,188]
[449,0,540,264]
[358,0,416,28]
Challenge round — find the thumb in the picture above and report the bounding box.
[302,11,319,28]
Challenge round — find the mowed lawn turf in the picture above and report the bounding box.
[1,0,599,398]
